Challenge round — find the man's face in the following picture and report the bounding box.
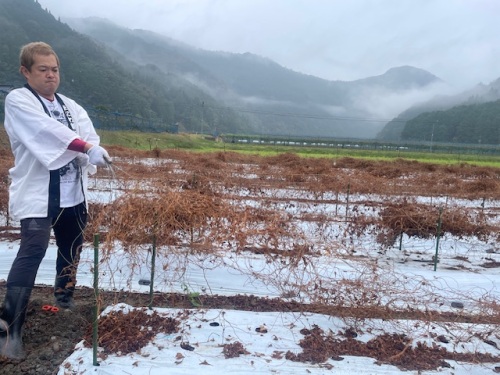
[21,53,60,99]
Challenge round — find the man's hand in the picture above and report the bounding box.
[74,153,90,167]
[87,145,111,167]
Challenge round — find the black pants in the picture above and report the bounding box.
[6,203,87,289]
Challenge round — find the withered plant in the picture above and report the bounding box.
[0,142,499,369]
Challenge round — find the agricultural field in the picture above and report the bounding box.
[0,144,499,374]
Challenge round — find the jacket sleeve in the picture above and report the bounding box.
[4,89,80,171]
[62,95,101,146]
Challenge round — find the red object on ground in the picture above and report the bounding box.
[42,305,59,313]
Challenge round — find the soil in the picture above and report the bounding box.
[1,285,499,375]
[0,286,162,375]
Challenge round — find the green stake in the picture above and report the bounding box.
[434,208,443,272]
[93,233,100,367]
[149,234,157,310]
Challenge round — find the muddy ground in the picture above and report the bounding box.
[0,286,178,375]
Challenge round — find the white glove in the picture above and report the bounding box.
[87,145,111,167]
[74,153,97,175]
[74,153,90,167]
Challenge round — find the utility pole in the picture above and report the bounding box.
[200,101,204,135]
[430,120,437,152]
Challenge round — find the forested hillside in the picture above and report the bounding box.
[401,100,500,144]
[0,0,251,134]
[378,79,500,143]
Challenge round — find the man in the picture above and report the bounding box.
[0,41,111,360]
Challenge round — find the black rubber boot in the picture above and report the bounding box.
[0,286,32,360]
[54,276,75,310]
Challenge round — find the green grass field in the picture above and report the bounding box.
[98,130,500,168]
[0,125,498,167]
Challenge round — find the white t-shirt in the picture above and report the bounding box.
[41,97,84,208]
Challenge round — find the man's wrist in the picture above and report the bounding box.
[68,138,87,153]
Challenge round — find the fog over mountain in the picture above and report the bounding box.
[65,17,453,138]
[37,0,500,91]
[3,0,498,140]
[378,77,500,141]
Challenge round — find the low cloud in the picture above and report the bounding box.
[350,81,456,120]
[38,0,500,89]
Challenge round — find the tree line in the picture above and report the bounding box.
[402,100,500,145]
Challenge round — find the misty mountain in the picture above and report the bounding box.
[377,77,500,141]
[351,66,442,91]
[64,17,446,139]
[1,1,461,139]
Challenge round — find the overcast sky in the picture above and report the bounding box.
[37,0,500,90]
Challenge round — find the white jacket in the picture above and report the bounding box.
[4,87,100,220]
